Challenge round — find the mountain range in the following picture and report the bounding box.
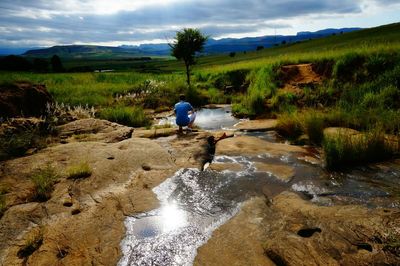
[1,27,361,58]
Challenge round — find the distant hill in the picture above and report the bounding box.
[23,45,143,58]
[21,27,362,58]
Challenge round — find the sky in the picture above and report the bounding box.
[0,0,399,48]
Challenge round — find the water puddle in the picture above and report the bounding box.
[120,107,400,265]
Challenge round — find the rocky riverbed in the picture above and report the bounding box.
[1,111,400,265]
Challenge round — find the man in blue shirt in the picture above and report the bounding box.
[174,94,196,133]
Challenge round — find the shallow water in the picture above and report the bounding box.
[120,108,400,266]
[158,105,239,130]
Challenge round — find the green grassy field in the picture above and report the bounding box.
[1,22,400,167]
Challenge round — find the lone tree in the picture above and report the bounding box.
[170,28,207,87]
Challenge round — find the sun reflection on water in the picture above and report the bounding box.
[160,202,188,232]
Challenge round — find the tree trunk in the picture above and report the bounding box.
[185,62,191,87]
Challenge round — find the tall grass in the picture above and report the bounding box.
[232,65,278,117]
[30,164,59,202]
[323,128,396,169]
[303,111,325,145]
[98,106,151,127]
[276,112,303,140]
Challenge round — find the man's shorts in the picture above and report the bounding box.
[189,112,196,124]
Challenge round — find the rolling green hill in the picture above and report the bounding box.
[117,22,399,74]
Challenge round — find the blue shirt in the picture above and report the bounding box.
[174,101,193,126]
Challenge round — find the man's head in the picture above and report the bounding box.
[179,94,186,101]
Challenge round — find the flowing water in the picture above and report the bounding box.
[119,107,400,266]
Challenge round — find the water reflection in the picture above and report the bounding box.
[160,202,187,232]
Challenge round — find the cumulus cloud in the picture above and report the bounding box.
[0,0,398,47]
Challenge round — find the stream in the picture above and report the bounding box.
[119,106,400,266]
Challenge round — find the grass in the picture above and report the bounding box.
[303,112,325,145]
[0,23,399,169]
[276,112,303,140]
[17,228,44,258]
[67,162,92,179]
[0,120,47,161]
[30,165,58,202]
[323,128,396,170]
[383,233,400,255]
[98,105,151,127]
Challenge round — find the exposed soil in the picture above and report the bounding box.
[279,63,323,95]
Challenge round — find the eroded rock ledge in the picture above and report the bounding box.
[195,192,400,266]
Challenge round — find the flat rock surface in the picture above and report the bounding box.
[195,197,274,266]
[254,162,295,182]
[234,119,277,131]
[216,135,305,157]
[58,118,133,143]
[133,127,177,138]
[196,192,400,265]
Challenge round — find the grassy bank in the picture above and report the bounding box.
[1,23,399,167]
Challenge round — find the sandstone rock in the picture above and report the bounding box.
[57,118,133,143]
[195,197,274,266]
[263,192,400,265]
[197,193,400,266]
[133,127,177,138]
[216,135,305,157]
[234,119,277,132]
[0,82,53,118]
[297,155,321,165]
[154,131,213,170]
[0,137,176,265]
[254,162,295,182]
[323,127,360,139]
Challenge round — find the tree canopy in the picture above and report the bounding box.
[170,28,207,86]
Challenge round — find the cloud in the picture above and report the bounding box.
[0,0,398,47]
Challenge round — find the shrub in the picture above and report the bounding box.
[185,87,208,107]
[212,69,249,91]
[379,85,400,109]
[67,162,92,179]
[333,53,365,83]
[232,102,252,118]
[30,165,58,202]
[98,106,151,127]
[270,92,297,112]
[323,128,395,169]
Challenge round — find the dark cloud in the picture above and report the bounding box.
[0,0,395,47]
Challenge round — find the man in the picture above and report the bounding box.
[174,94,196,133]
